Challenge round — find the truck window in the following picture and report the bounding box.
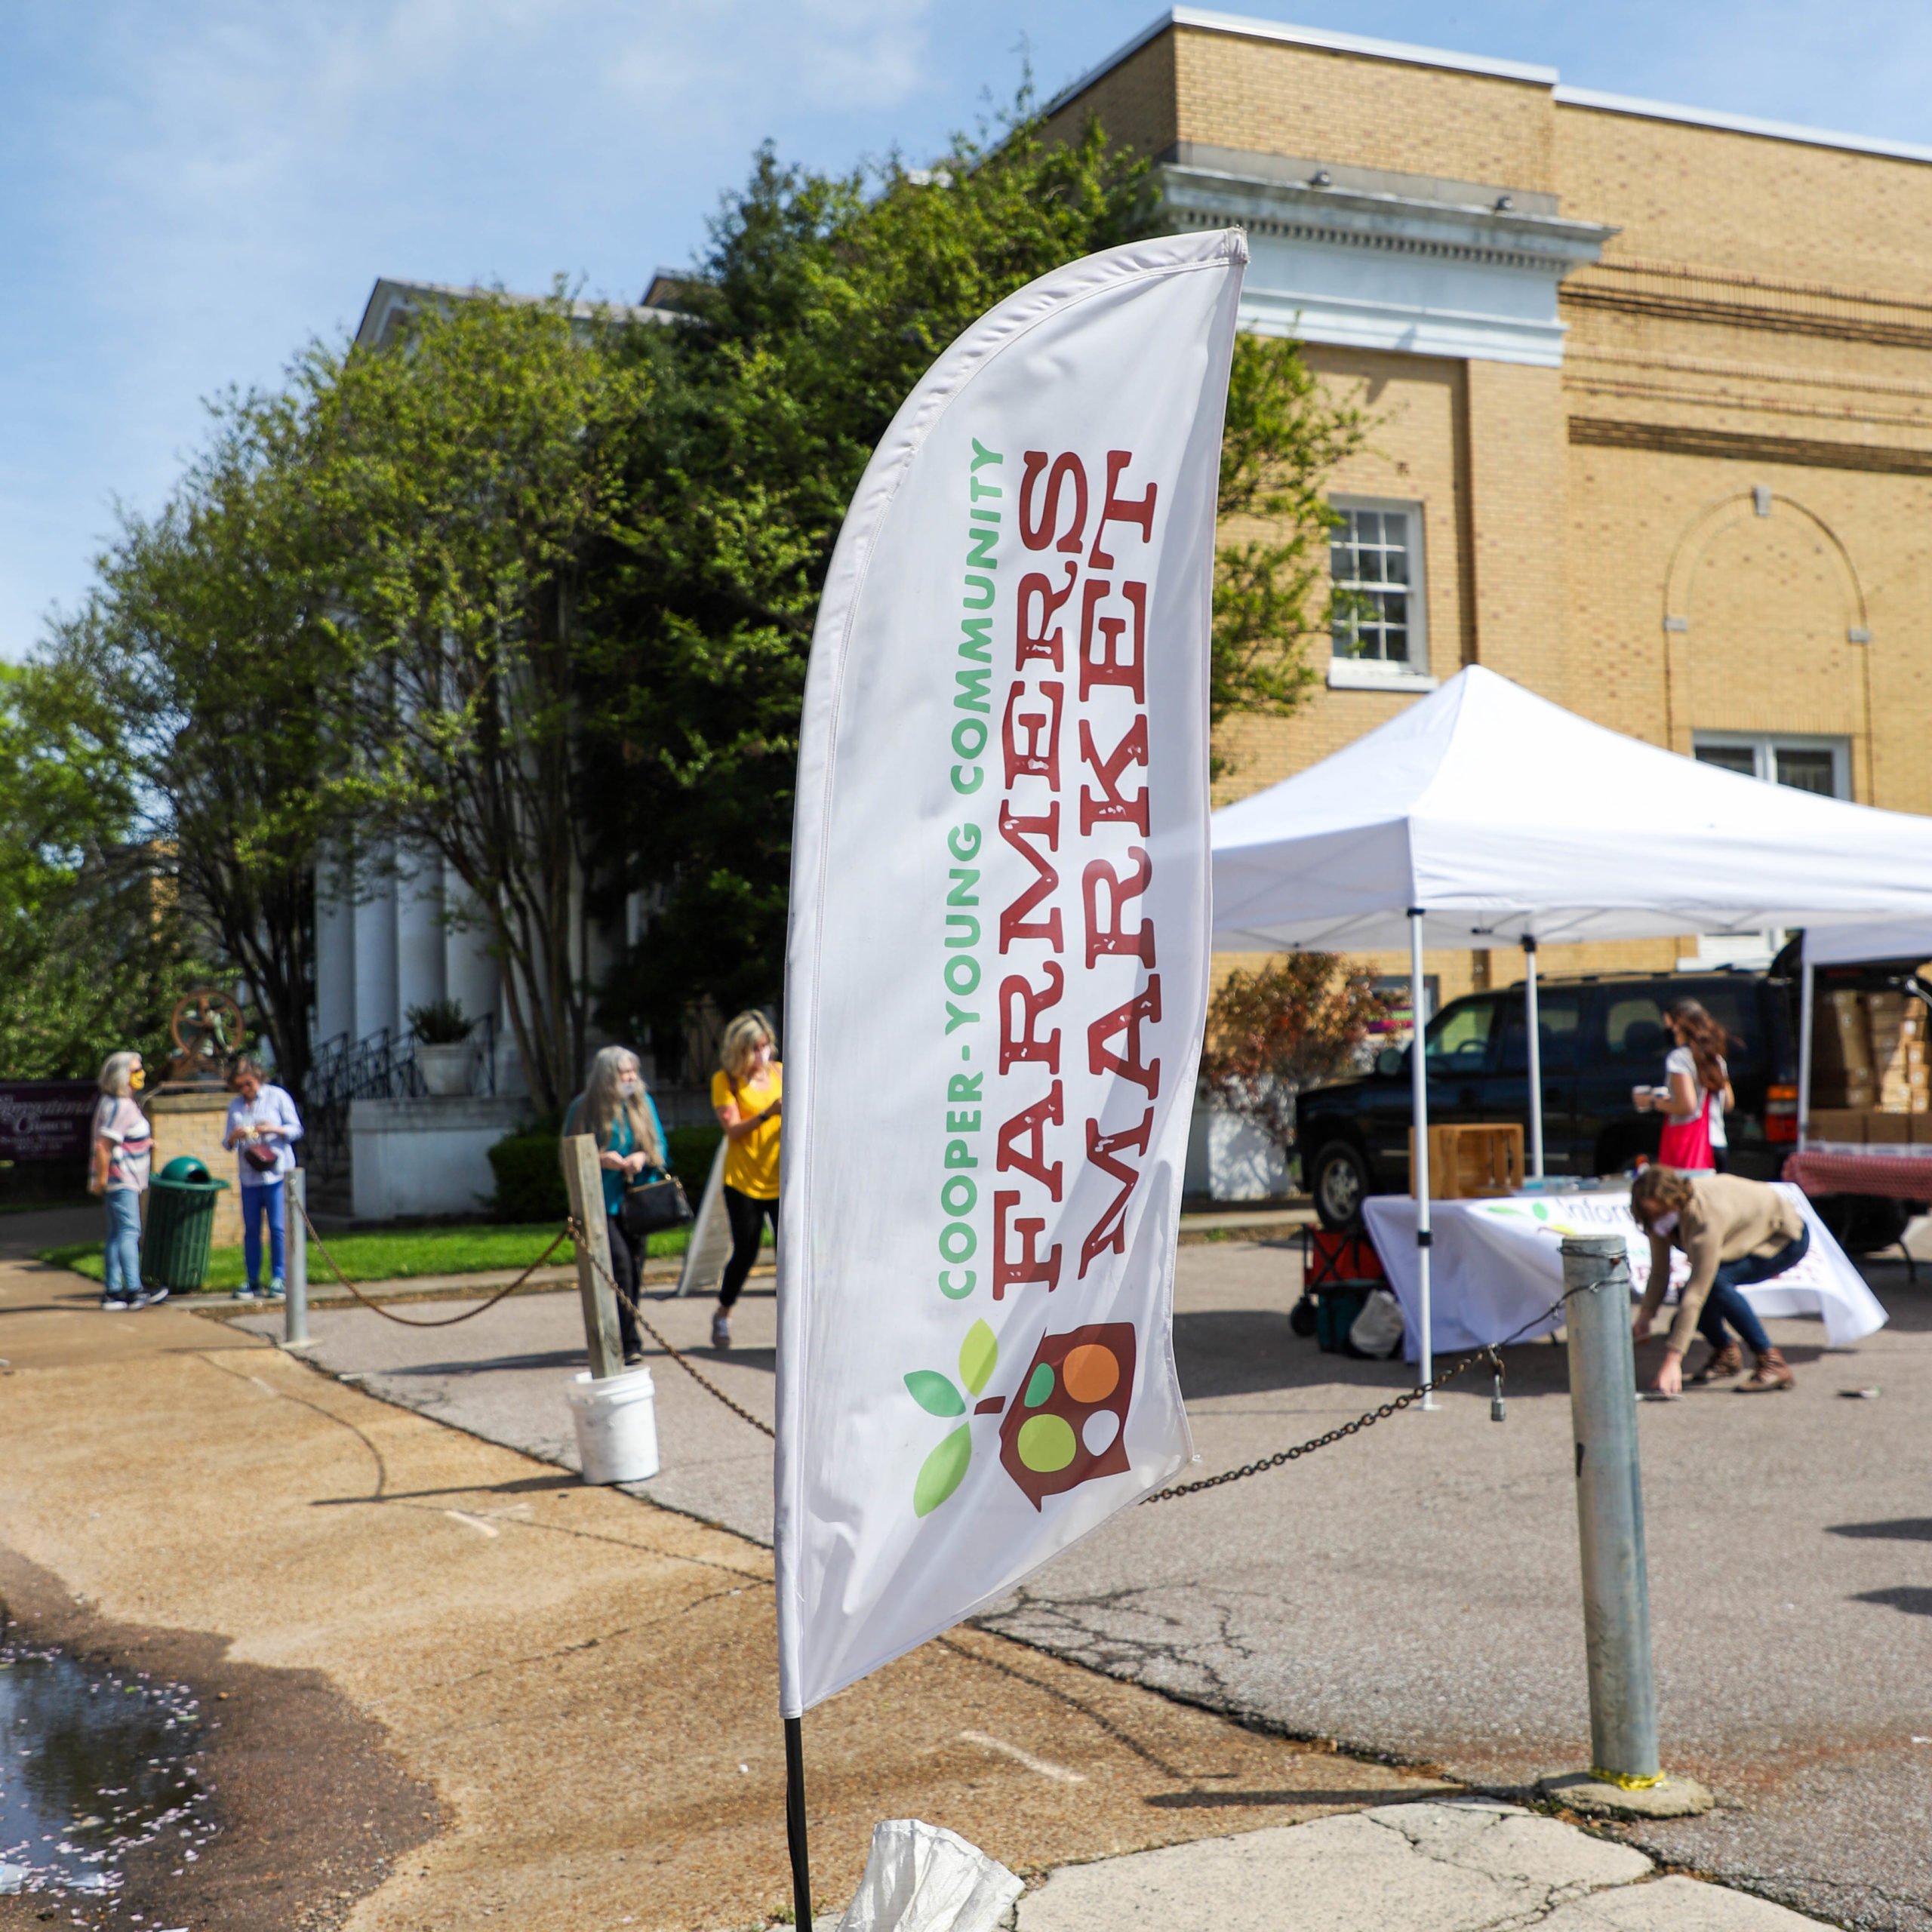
[1423,995,1502,1075]
[1602,996,1669,1069]
[1502,989,1583,1072]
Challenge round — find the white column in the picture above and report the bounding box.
[314,849,356,1044]
[395,847,447,1027]
[354,848,400,1042]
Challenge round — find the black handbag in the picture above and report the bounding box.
[622,1172,693,1241]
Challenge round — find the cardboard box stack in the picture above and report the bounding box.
[1864,991,1928,1114]
[1809,986,1931,1143]
[1811,989,1874,1112]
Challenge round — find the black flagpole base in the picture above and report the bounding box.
[785,1714,812,1927]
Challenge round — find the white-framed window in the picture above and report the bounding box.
[1683,732,1851,967]
[1692,732,1850,800]
[1327,499,1432,691]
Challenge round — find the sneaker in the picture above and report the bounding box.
[100,1294,133,1312]
[265,1280,287,1303]
[233,1285,262,1303]
[132,1286,169,1310]
[711,1312,731,1350]
[623,1346,645,1368]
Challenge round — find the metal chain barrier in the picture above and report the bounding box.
[1143,1294,1567,1504]
[568,1217,777,1441]
[294,1198,573,1330]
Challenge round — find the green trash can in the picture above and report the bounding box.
[143,1155,230,1291]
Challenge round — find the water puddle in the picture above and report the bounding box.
[1,1626,217,1912]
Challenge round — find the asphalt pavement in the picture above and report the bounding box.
[238,1233,1932,1929]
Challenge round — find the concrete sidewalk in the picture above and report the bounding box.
[1017,1799,1814,1930]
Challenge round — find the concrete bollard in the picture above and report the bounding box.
[1561,1233,1657,1780]
[1540,1233,1710,1818]
[284,1168,311,1350]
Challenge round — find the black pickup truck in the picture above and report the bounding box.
[1297,970,1800,1228]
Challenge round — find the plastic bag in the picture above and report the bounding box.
[833,1818,1023,1932]
[1349,1287,1405,1360]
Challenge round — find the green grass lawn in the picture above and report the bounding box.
[36,1217,728,1291]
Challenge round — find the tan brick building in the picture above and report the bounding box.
[1046,8,1932,1001]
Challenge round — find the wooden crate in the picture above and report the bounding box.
[1409,1122,1524,1200]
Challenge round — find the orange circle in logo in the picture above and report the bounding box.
[1061,1343,1120,1405]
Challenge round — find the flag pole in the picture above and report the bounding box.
[785,1716,812,1927]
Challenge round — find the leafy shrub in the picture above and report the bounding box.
[491,1118,723,1224]
[488,1132,567,1223]
[407,998,472,1044]
[668,1123,723,1200]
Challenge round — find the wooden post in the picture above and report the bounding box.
[562,1134,623,1380]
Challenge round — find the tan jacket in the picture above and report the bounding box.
[1639,1172,1806,1354]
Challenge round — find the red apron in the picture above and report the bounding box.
[1657,1090,1715,1171]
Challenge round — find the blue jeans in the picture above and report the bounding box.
[242,1180,286,1288]
[1698,1226,1810,1357]
[103,1188,143,1299]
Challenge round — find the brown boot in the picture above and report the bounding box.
[1690,1341,1743,1385]
[1737,1346,1795,1392]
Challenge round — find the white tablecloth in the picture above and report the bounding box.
[1361,1184,1887,1364]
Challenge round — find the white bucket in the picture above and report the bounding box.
[566,1365,660,1484]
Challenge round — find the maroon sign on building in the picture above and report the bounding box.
[0,1082,99,1164]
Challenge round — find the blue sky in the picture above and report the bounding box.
[4,0,1930,660]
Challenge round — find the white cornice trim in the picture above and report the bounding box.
[1158,164,1613,272]
[1553,85,1932,168]
[355,277,672,350]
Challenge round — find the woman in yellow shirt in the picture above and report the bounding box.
[709,1011,782,1349]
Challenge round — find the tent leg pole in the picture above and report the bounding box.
[1798,953,1814,1152]
[1410,909,1435,1410]
[1524,937,1544,1180]
[785,1715,812,1928]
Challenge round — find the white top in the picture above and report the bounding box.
[223,1084,304,1188]
[1211,666,1932,954]
[1664,1044,1727,1149]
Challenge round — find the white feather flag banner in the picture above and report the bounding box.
[776,229,1247,1715]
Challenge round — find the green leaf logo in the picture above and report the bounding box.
[958,1318,998,1396]
[913,1427,972,1516]
[904,1370,965,1417]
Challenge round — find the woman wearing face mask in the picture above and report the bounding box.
[89,1051,155,1310]
[562,1046,669,1368]
[1629,1165,1807,1395]
[1633,999,1734,1173]
[709,1011,781,1352]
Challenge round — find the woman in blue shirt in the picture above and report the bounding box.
[223,1058,305,1302]
[561,1047,669,1367]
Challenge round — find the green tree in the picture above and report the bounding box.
[1213,332,1368,771]
[45,392,334,1098]
[303,288,655,1115]
[0,663,205,1078]
[1198,955,1395,1155]
[586,103,1365,1054]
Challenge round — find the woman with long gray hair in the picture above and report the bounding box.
[89,1050,154,1310]
[562,1046,669,1367]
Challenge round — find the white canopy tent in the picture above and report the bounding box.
[1211,666,1932,1398]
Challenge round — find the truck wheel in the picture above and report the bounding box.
[1311,1140,1371,1230]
